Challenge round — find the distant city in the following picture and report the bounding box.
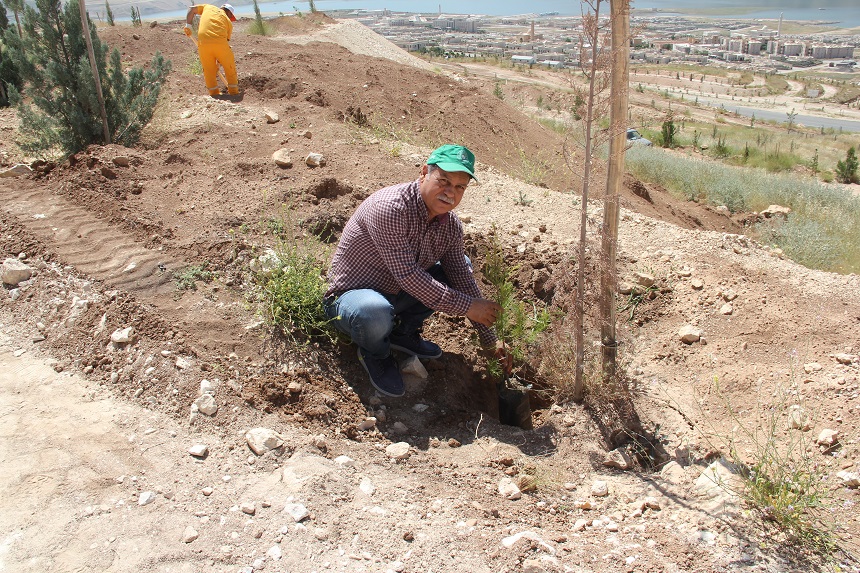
[328,9,859,74]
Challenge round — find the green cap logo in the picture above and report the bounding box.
[427,144,477,181]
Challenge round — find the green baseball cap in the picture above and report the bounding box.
[426,144,478,181]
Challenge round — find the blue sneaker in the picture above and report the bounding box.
[389,332,443,359]
[357,347,405,397]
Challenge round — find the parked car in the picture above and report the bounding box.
[626,128,653,146]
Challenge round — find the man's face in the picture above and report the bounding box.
[419,165,471,220]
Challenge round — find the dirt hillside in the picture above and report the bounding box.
[1,14,859,573]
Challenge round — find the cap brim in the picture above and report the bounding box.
[226,11,237,21]
[431,161,477,181]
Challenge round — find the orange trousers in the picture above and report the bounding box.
[198,40,238,95]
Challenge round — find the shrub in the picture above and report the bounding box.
[835,147,858,184]
[4,0,170,157]
[105,0,114,26]
[253,237,335,344]
[660,117,676,148]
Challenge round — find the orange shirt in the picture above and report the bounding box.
[193,4,232,44]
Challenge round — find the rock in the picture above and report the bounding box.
[359,477,375,495]
[816,429,839,448]
[112,156,130,167]
[267,545,283,560]
[633,271,655,287]
[245,428,284,455]
[194,394,218,416]
[573,499,593,510]
[691,278,704,290]
[804,362,823,374]
[305,152,326,167]
[138,491,156,506]
[618,282,634,295]
[101,166,117,179]
[837,471,860,488]
[334,455,355,467]
[761,204,791,219]
[272,149,292,168]
[642,496,661,511]
[180,526,199,543]
[400,355,428,379]
[835,353,855,365]
[200,379,216,395]
[678,325,702,344]
[572,518,588,532]
[788,405,811,431]
[498,477,522,500]
[0,164,32,177]
[264,111,280,124]
[249,248,281,277]
[694,458,741,499]
[500,531,555,555]
[188,444,209,457]
[522,558,548,573]
[391,421,408,433]
[590,480,609,497]
[386,442,411,460]
[300,130,313,139]
[283,502,309,522]
[603,448,633,470]
[516,474,538,492]
[240,501,256,515]
[175,356,191,370]
[287,381,302,394]
[2,258,33,286]
[358,417,377,431]
[110,326,136,345]
[721,288,737,301]
[719,303,733,315]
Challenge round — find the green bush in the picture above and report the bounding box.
[835,147,858,184]
[4,0,170,157]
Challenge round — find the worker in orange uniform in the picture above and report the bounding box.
[184,4,240,96]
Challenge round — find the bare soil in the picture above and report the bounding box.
[1,14,859,573]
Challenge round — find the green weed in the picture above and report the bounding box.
[174,262,214,291]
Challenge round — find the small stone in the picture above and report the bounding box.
[837,471,860,488]
[835,354,855,365]
[590,481,609,497]
[448,438,461,448]
[175,356,192,370]
[188,444,209,457]
[804,362,823,374]
[245,427,284,455]
[283,503,309,522]
[386,442,411,460]
[334,455,355,467]
[202,487,214,496]
[110,326,136,345]
[305,152,326,167]
[358,417,377,431]
[816,429,839,447]
[265,111,280,124]
[272,149,293,168]
[574,499,594,510]
[603,448,633,470]
[1,258,34,286]
[498,477,522,500]
[194,394,218,416]
[678,325,702,344]
[240,501,256,515]
[138,491,156,506]
[400,355,428,379]
[788,405,811,431]
[691,278,704,290]
[180,526,199,543]
[572,518,588,532]
[719,303,733,315]
[112,156,130,167]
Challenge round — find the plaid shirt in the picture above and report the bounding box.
[326,180,496,346]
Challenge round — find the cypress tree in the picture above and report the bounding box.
[105,0,114,26]
[4,0,171,156]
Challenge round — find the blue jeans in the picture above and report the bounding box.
[324,263,455,360]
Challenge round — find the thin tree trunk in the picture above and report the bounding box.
[573,0,604,402]
[78,0,111,145]
[599,0,629,381]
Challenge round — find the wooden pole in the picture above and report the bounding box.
[78,0,111,145]
[600,0,629,381]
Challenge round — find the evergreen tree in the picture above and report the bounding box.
[0,0,21,107]
[105,0,114,26]
[4,0,171,156]
[130,5,141,26]
[836,147,858,184]
[0,1,9,30]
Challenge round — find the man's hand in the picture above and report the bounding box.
[466,298,501,327]
[183,24,193,36]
